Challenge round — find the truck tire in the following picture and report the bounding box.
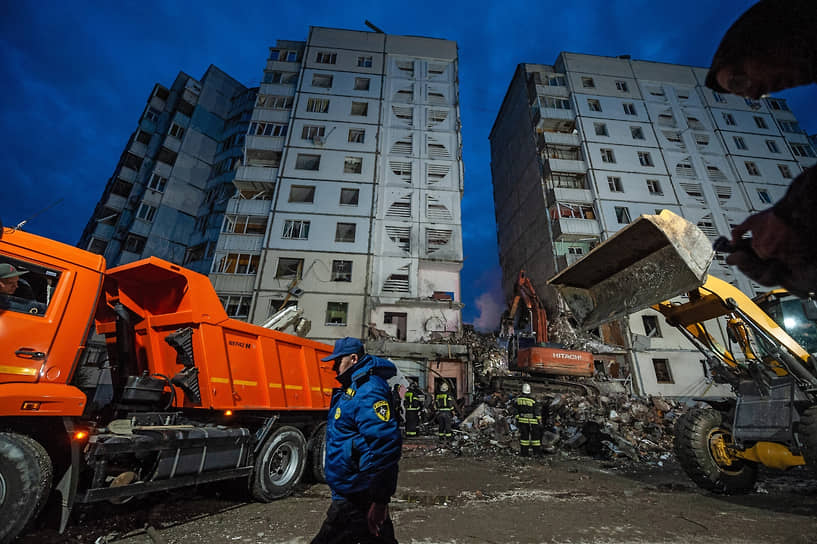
[0,433,53,543]
[674,408,757,494]
[307,423,327,484]
[798,405,817,467]
[251,426,306,502]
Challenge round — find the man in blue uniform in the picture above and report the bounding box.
[312,337,402,544]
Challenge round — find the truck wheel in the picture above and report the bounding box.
[251,426,306,502]
[0,433,53,542]
[307,423,327,484]
[797,405,817,466]
[674,408,757,494]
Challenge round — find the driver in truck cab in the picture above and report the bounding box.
[0,262,44,314]
[312,336,402,544]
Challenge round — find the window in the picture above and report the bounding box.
[348,129,365,143]
[587,99,602,112]
[275,257,304,279]
[354,77,370,91]
[540,96,571,109]
[88,238,107,255]
[723,113,736,126]
[594,123,608,136]
[169,123,185,139]
[156,147,177,166]
[340,188,360,205]
[652,358,674,384]
[144,107,160,122]
[767,98,789,111]
[600,148,615,163]
[124,234,147,254]
[351,102,369,116]
[306,98,330,113]
[223,215,267,234]
[331,260,352,282]
[642,315,662,337]
[638,151,653,167]
[713,91,727,103]
[135,130,151,145]
[111,178,133,197]
[792,143,817,158]
[581,76,595,88]
[745,161,760,176]
[257,94,294,109]
[282,220,310,240]
[295,154,321,170]
[615,80,628,92]
[778,164,793,178]
[547,74,566,86]
[147,173,167,192]
[262,71,297,84]
[607,176,623,192]
[335,222,356,243]
[344,156,363,174]
[630,126,645,140]
[766,140,780,153]
[614,206,631,224]
[326,302,349,325]
[357,56,373,68]
[757,189,772,204]
[754,116,768,129]
[733,136,747,150]
[316,51,337,64]
[213,253,260,274]
[745,98,761,109]
[250,122,288,137]
[136,202,157,222]
[221,295,251,319]
[289,185,315,203]
[301,125,325,140]
[646,179,663,195]
[779,120,801,133]
[623,103,636,115]
[311,73,333,88]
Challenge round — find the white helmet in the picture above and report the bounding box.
[440,382,449,392]
[522,383,531,395]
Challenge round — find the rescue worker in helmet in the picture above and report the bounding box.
[435,381,454,440]
[403,380,423,437]
[514,383,542,456]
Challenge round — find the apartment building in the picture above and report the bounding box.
[79,27,469,398]
[490,52,817,399]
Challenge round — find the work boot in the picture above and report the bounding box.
[520,445,530,457]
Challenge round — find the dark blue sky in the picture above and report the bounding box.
[1,1,814,330]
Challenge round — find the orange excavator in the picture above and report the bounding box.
[500,270,594,377]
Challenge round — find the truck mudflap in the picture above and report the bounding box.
[549,210,714,329]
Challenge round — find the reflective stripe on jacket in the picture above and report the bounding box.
[515,395,540,424]
[435,393,453,411]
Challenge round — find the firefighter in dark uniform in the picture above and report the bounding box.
[515,383,542,456]
[403,381,423,437]
[435,381,454,439]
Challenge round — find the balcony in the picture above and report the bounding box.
[535,84,569,98]
[555,252,584,271]
[550,187,593,203]
[539,131,579,147]
[92,222,115,240]
[246,135,285,151]
[227,198,273,216]
[551,217,600,241]
[531,104,575,133]
[105,193,127,210]
[542,158,587,176]
[216,234,264,252]
[210,274,257,293]
[117,166,137,183]
[235,165,278,183]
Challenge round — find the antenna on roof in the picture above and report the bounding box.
[14,198,64,231]
[365,20,385,33]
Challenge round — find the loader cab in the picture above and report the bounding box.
[755,290,817,356]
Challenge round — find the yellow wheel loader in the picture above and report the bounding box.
[549,210,817,494]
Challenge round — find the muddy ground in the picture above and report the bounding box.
[22,440,817,544]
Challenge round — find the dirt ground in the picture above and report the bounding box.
[21,439,817,544]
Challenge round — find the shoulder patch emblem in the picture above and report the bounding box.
[345,388,356,397]
[373,400,390,422]
[334,407,341,420]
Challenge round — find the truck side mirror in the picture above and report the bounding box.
[802,297,817,321]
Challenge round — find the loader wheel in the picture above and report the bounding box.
[251,426,306,502]
[674,408,757,494]
[797,405,817,467]
[0,433,53,542]
[307,423,327,484]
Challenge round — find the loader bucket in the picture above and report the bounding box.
[548,210,714,329]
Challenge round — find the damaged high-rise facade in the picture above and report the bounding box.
[490,53,817,399]
[79,27,469,399]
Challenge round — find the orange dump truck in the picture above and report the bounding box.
[0,227,336,541]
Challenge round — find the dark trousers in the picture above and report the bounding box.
[312,499,397,544]
[437,410,452,437]
[518,422,542,456]
[405,409,420,436]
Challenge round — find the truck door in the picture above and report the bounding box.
[0,255,67,383]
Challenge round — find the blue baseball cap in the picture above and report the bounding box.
[321,337,364,362]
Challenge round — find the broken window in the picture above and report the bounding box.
[335,222,356,243]
[302,125,325,140]
[331,260,353,282]
[306,98,330,113]
[540,96,570,110]
[246,149,281,167]
[326,302,349,325]
[316,51,337,64]
[614,206,631,224]
[600,148,615,163]
[289,185,316,203]
[646,179,662,195]
[642,315,662,337]
[295,154,321,170]
[282,220,310,240]
[594,123,608,136]
[587,99,602,112]
[111,178,133,197]
[223,215,267,235]
[213,253,259,274]
[581,76,595,88]
[275,257,304,279]
[354,77,370,91]
[348,129,365,143]
[384,312,407,340]
[551,203,595,220]
[630,126,645,140]
[351,102,369,116]
[607,176,623,192]
[148,173,167,192]
[652,358,674,384]
[312,73,333,88]
[344,157,363,174]
[221,295,251,319]
[340,188,359,205]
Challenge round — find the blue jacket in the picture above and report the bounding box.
[324,354,402,503]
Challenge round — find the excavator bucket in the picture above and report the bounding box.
[548,210,714,330]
